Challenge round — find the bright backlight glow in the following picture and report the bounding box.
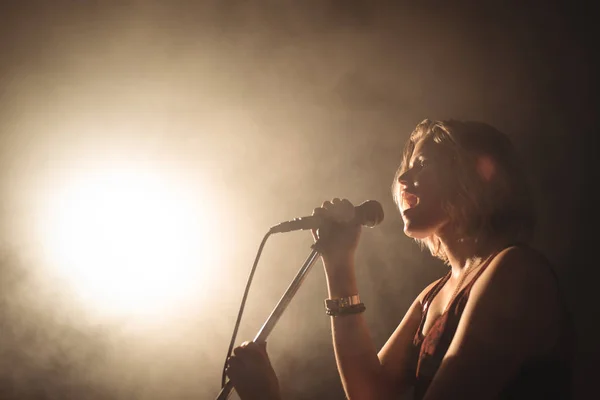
[40,166,218,317]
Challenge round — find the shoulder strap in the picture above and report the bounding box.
[462,251,500,295]
[414,272,451,343]
[422,272,451,312]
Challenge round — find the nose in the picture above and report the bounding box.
[397,169,412,188]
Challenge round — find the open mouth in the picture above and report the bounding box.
[402,192,420,211]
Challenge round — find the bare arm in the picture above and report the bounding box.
[327,261,440,400]
[325,263,391,399]
[422,246,561,399]
[314,198,437,399]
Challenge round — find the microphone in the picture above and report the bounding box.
[269,200,384,234]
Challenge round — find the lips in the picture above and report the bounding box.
[401,191,420,211]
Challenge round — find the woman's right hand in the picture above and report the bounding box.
[311,198,362,275]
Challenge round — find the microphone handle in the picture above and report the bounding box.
[269,200,383,234]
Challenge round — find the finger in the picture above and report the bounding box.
[313,207,331,223]
[246,341,268,358]
[332,197,341,204]
[312,207,326,217]
[232,346,259,362]
[233,345,249,357]
[312,208,326,240]
[311,228,318,241]
[341,198,354,208]
[244,341,260,350]
[225,359,243,385]
[232,343,262,365]
[322,200,333,209]
[338,198,356,222]
[229,352,258,375]
[240,342,260,355]
[226,355,243,372]
[241,343,267,363]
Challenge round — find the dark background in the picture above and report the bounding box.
[0,1,597,399]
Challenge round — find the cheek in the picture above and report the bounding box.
[427,166,459,198]
[416,171,450,201]
[415,178,454,223]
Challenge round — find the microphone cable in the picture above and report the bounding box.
[220,230,273,389]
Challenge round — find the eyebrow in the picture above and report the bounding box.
[409,153,424,166]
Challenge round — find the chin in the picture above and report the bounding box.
[403,224,435,239]
[402,214,448,240]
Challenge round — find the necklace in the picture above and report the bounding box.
[443,253,496,313]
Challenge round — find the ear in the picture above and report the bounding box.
[476,155,496,182]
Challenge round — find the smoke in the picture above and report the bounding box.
[0,1,591,399]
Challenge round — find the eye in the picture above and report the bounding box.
[408,156,429,170]
[416,158,428,168]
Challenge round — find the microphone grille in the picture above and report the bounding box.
[358,200,384,227]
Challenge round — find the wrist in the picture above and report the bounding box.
[322,256,355,273]
[324,252,354,267]
[325,268,358,299]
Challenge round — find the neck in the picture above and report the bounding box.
[436,228,511,278]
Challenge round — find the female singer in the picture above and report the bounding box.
[226,119,573,399]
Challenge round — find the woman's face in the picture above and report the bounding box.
[397,136,454,239]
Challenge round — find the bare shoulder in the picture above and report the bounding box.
[417,275,447,306]
[469,244,561,351]
[476,244,558,295]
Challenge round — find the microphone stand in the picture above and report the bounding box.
[215,245,322,400]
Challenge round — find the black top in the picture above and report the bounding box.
[410,252,573,399]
